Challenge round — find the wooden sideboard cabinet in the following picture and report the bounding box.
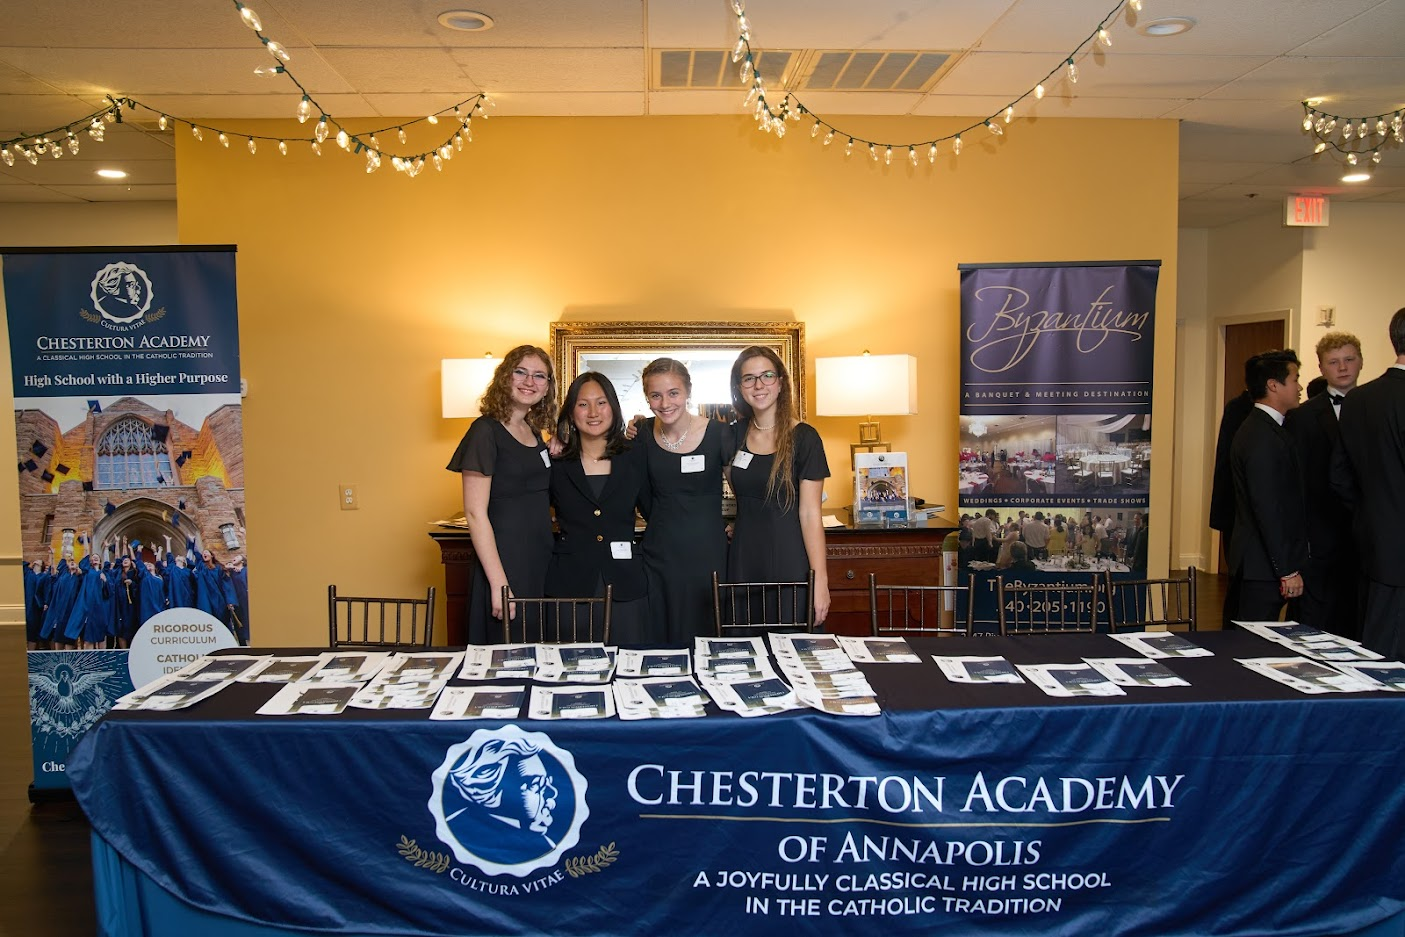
[430,519,958,643]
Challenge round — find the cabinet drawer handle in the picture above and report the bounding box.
[845,569,855,580]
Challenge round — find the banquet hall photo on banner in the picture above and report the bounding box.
[958,415,1057,498]
[1054,414,1152,496]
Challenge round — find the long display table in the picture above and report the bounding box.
[69,632,1405,937]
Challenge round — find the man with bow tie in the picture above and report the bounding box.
[1287,332,1363,638]
[1333,310,1405,658]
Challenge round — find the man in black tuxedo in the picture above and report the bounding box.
[1287,332,1363,638]
[1333,309,1405,658]
[1229,350,1307,623]
[1209,359,1257,625]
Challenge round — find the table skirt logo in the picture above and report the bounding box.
[83,261,158,330]
[428,725,589,877]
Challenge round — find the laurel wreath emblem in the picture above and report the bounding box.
[79,309,102,324]
[564,842,619,878]
[397,836,451,873]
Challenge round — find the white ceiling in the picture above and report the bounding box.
[2,0,1403,226]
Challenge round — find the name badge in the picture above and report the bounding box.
[732,451,753,470]
[539,449,551,468]
[680,454,705,474]
[610,541,633,560]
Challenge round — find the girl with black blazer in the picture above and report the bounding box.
[548,372,651,642]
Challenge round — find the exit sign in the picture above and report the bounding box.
[1285,195,1330,226]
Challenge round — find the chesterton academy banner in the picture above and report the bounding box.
[958,261,1158,518]
[70,704,1405,936]
[3,246,245,790]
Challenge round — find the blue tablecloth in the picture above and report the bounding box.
[70,633,1405,937]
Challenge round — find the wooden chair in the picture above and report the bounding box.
[1106,567,1198,632]
[868,574,974,637]
[712,571,816,636]
[328,585,435,649]
[996,573,1106,635]
[502,585,612,644]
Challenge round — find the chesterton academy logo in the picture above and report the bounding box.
[427,725,591,878]
[83,261,159,330]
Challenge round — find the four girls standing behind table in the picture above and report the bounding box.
[448,345,830,644]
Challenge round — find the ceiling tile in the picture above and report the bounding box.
[937,51,1273,99]
[469,92,647,116]
[275,0,644,47]
[315,48,476,93]
[43,183,179,201]
[0,184,85,203]
[448,48,645,92]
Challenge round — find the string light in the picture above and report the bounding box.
[1300,101,1401,177]
[728,0,1138,170]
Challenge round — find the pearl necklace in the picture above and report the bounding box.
[750,420,775,431]
[660,418,692,451]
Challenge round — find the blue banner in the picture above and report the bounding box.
[69,671,1405,936]
[957,261,1159,521]
[4,246,245,791]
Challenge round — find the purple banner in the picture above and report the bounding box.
[957,262,1159,537]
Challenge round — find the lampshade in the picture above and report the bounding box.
[441,357,501,418]
[814,354,918,417]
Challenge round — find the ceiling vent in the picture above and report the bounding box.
[654,49,951,93]
[656,49,795,90]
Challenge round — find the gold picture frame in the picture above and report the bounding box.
[549,321,807,419]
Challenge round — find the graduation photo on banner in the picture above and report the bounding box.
[3,246,243,791]
[955,261,1159,630]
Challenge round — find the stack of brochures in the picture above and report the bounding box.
[1235,620,1385,662]
[347,652,464,710]
[769,634,880,716]
[613,676,709,720]
[693,636,802,717]
[933,655,1024,684]
[430,685,526,720]
[1107,631,1214,659]
[836,635,921,663]
[526,685,616,719]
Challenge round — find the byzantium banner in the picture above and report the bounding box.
[957,262,1159,520]
[3,246,246,790]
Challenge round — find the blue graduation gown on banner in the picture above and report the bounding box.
[134,562,166,624]
[64,556,111,644]
[193,561,228,622]
[39,563,77,640]
[164,553,196,608]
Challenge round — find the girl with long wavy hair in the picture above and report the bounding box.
[446,344,558,643]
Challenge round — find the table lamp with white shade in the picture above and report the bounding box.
[815,352,918,458]
[441,355,502,418]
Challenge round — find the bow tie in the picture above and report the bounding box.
[1329,394,1344,407]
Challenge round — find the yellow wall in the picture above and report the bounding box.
[164,114,1178,644]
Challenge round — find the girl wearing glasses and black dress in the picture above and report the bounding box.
[726,345,831,627]
[447,345,557,644]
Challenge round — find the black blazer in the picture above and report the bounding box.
[1333,367,1405,586]
[1229,406,1308,581]
[546,444,648,602]
[1286,390,1352,559]
[1210,391,1254,533]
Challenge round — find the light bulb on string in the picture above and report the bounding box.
[822,130,834,146]
[158,115,168,130]
[296,96,312,123]
[1097,28,1111,47]
[432,153,443,172]
[1035,83,1045,100]
[314,119,329,143]
[743,85,759,109]
[277,140,287,155]
[737,15,750,40]
[1347,152,1358,166]
[1343,122,1354,140]
[1302,113,1313,131]
[928,142,937,163]
[1376,119,1387,136]
[730,0,744,15]
[1130,0,1143,10]
[869,144,878,161]
[908,146,917,167]
[311,141,321,156]
[884,145,892,165]
[953,134,962,156]
[366,151,379,174]
[811,121,821,138]
[1004,106,1013,123]
[427,114,438,124]
[1313,141,1327,154]
[369,134,379,149]
[475,102,488,118]
[336,129,349,150]
[453,133,463,150]
[1067,59,1079,84]
[24,147,37,165]
[398,127,406,144]
[192,126,203,142]
[731,36,747,63]
[1372,150,1382,164]
[263,38,290,62]
[0,148,11,167]
[236,2,262,31]
[987,120,1003,136]
[67,134,79,155]
[1325,118,1336,133]
[738,58,752,85]
[218,132,229,147]
[1314,117,1326,133]
[247,138,257,154]
[253,65,284,77]
[845,138,854,157]
[439,145,452,160]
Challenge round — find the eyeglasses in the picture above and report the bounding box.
[740,370,779,388]
[512,367,550,384]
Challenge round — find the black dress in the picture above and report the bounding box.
[639,418,734,643]
[446,416,552,644]
[727,421,830,583]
